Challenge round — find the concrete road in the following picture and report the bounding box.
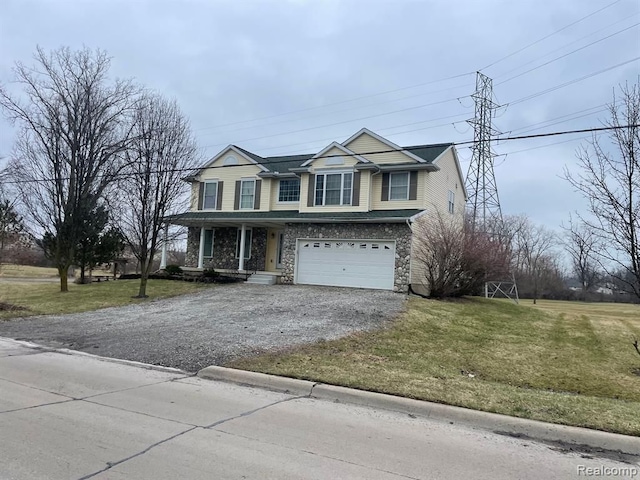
[1,339,638,480]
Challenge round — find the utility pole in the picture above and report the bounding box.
[465,72,518,303]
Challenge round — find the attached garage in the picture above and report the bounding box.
[295,239,396,290]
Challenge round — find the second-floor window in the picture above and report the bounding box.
[448,190,455,214]
[389,172,409,200]
[240,179,255,209]
[203,181,218,209]
[315,172,352,206]
[278,178,300,203]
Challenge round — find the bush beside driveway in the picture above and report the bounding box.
[0,283,405,372]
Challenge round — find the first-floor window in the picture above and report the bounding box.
[203,229,214,257]
[448,190,455,214]
[240,179,255,209]
[236,228,252,259]
[203,181,218,209]
[315,172,352,206]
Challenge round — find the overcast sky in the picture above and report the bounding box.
[1,0,639,231]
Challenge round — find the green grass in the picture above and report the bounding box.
[0,279,211,319]
[230,297,640,436]
[0,264,59,278]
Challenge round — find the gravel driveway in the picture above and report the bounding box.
[0,284,406,372]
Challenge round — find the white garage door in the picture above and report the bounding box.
[295,239,396,290]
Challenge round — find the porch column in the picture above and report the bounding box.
[238,223,246,271]
[198,227,206,269]
[159,224,168,270]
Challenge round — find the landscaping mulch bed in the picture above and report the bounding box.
[0,302,28,312]
[117,273,242,284]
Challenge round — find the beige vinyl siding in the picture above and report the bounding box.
[308,146,361,171]
[423,148,465,215]
[345,133,415,165]
[410,214,429,295]
[190,182,199,210]
[371,171,425,210]
[298,171,369,213]
[198,164,265,211]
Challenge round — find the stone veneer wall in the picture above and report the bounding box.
[184,226,267,271]
[185,227,199,267]
[280,223,412,292]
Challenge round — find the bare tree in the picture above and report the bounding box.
[412,213,511,298]
[562,215,601,300]
[116,93,198,298]
[564,82,640,301]
[513,217,557,304]
[0,46,138,291]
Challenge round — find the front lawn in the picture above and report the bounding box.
[230,297,640,436]
[0,279,211,319]
[0,264,59,278]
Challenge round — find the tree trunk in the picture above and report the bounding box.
[137,274,148,298]
[137,256,149,298]
[58,266,68,292]
[80,263,86,284]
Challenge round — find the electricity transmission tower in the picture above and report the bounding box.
[465,72,519,302]
[466,72,502,230]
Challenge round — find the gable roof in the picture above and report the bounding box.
[342,127,429,164]
[190,129,459,180]
[301,142,369,166]
[197,145,269,174]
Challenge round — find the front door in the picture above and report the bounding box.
[276,232,285,269]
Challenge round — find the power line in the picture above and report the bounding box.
[193,72,475,132]
[507,56,640,106]
[256,112,470,157]
[197,82,471,138]
[493,13,639,80]
[5,124,636,185]
[480,0,624,71]
[499,135,592,156]
[495,22,640,86]
[199,96,466,150]
[509,104,608,134]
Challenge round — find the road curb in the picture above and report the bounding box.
[197,365,316,396]
[1,337,190,376]
[197,365,640,456]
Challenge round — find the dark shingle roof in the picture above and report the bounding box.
[260,153,315,173]
[167,209,422,224]
[230,142,452,173]
[405,143,452,163]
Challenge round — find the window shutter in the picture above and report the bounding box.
[216,181,223,210]
[198,182,205,210]
[253,180,262,210]
[409,171,418,200]
[381,173,390,201]
[234,181,241,210]
[352,172,361,207]
[307,174,315,207]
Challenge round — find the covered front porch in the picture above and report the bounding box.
[162,214,290,276]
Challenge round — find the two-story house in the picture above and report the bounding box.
[165,128,466,292]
